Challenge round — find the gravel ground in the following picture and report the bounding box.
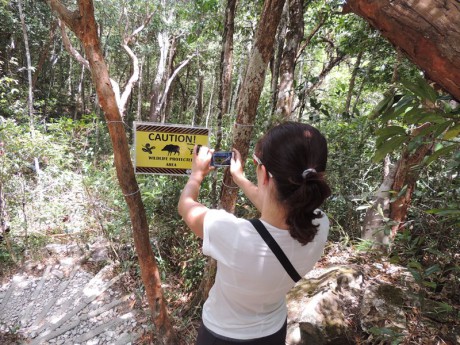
[0,243,145,345]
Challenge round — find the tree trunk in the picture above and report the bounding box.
[343,51,363,118]
[48,1,175,344]
[343,0,460,102]
[270,2,288,117]
[361,51,401,248]
[18,0,34,131]
[221,0,286,210]
[201,0,287,307]
[74,63,85,119]
[211,0,237,211]
[18,0,40,178]
[194,71,204,126]
[164,36,178,123]
[297,53,346,120]
[275,0,304,119]
[215,0,237,152]
[0,183,16,263]
[390,124,435,237]
[32,21,57,89]
[136,57,144,121]
[362,157,395,247]
[159,55,195,123]
[119,11,154,117]
[149,31,170,121]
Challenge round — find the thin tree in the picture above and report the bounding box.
[195,0,287,307]
[32,21,58,89]
[275,0,304,119]
[17,0,33,130]
[362,51,401,247]
[343,50,363,118]
[47,1,175,343]
[210,0,237,208]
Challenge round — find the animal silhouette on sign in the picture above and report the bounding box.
[142,143,154,154]
[162,144,180,155]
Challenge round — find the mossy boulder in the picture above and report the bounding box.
[286,266,364,345]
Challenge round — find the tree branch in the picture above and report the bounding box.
[47,0,80,33]
[119,11,155,115]
[59,19,90,70]
[158,54,196,118]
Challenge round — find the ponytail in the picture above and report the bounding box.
[284,171,331,245]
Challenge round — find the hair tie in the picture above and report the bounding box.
[302,168,316,179]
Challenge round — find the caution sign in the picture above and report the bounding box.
[134,122,209,175]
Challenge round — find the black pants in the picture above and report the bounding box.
[195,320,287,345]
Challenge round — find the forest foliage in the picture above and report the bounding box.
[0,0,459,342]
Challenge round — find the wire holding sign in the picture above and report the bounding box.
[134,122,209,176]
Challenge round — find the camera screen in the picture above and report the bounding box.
[212,152,232,166]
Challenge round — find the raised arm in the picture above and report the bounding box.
[230,149,263,212]
[178,146,214,239]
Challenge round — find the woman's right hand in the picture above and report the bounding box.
[191,145,214,181]
[230,148,244,183]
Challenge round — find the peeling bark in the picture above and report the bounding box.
[390,124,435,236]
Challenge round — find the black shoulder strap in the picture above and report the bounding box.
[249,219,302,283]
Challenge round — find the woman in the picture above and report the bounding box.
[178,121,331,345]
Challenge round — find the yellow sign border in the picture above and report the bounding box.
[134,122,209,176]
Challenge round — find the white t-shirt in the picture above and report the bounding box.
[202,209,329,339]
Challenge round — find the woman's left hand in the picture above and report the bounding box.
[230,148,244,181]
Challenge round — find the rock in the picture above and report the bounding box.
[52,270,65,280]
[88,239,110,263]
[46,244,81,256]
[287,266,364,345]
[360,284,408,338]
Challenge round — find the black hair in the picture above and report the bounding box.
[255,121,331,245]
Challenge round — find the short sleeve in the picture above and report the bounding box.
[203,209,239,262]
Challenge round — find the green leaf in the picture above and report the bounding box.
[443,123,460,140]
[369,92,394,119]
[408,260,422,270]
[423,281,437,289]
[435,302,454,313]
[381,95,415,122]
[375,126,406,137]
[408,267,422,283]
[423,113,448,124]
[402,76,437,103]
[403,108,425,124]
[425,144,457,165]
[375,126,407,147]
[373,135,407,162]
[425,264,441,276]
[405,110,445,125]
[396,185,408,198]
[425,208,460,216]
